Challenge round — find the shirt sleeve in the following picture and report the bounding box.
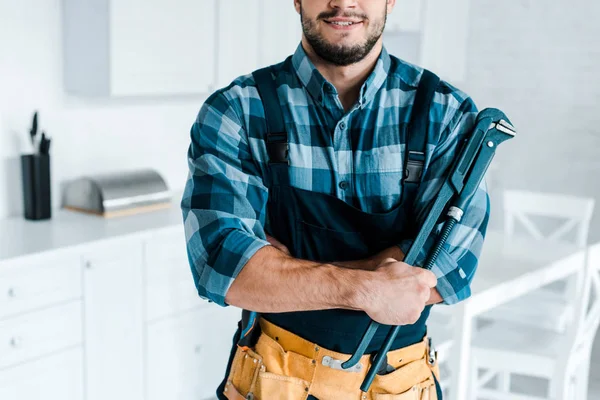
[181,91,271,307]
[398,86,491,305]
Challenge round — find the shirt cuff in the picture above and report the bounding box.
[204,230,271,307]
[398,239,467,305]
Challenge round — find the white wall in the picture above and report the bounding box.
[0,0,206,219]
[2,0,600,238]
[464,0,600,241]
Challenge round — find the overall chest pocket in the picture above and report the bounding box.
[356,147,405,212]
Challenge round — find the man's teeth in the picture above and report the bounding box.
[330,21,356,26]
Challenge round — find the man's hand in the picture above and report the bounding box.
[266,234,291,256]
[359,258,438,326]
[338,245,443,305]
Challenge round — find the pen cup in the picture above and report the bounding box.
[20,153,52,220]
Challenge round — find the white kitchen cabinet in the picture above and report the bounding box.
[216,0,261,89]
[146,304,241,400]
[83,239,144,400]
[0,347,83,400]
[0,301,82,370]
[0,202,248,400]
[0,251,81,320]
[63,0,217,97]
[144,228,201,322]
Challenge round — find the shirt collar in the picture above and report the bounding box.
[291,43,392,109]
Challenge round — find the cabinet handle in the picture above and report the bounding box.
[194,344,202,354]
[10,336,23,348]
[85,261,92,269]
[7,287,16,298]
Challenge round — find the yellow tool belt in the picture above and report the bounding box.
[224,318,440,400]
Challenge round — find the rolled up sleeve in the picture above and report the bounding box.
[181,91,270,307]
[399,90,491,305]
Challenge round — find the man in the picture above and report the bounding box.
[181,0,489,399]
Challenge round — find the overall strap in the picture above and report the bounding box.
[402,69,440,199]
[252,67,289,167]
[237,64,291,350]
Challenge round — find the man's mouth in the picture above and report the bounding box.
[324,18,364,27]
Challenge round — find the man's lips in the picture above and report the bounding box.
[323,18,364,29]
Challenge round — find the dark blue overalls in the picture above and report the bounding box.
[217,58,443,400]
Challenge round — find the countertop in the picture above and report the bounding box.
[0,193,185,262]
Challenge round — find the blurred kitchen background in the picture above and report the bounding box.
[0,0,598,399]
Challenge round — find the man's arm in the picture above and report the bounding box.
[226,244,437,326]
[273,237,443,305]
[181,89,437,326]
[397,86,490,305]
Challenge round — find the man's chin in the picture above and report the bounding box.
[320,39,367,54]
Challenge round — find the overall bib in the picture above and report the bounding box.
[217,60,443,400]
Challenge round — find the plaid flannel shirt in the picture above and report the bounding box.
[181,44,490,307]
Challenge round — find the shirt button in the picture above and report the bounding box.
[339,181,349,190]
[339,122,346,130]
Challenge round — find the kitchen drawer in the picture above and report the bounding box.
[0,252,82,320]
[146,304,241,400]
[0,301,82,369]
[0,347,83,400]
[144,230,201,321]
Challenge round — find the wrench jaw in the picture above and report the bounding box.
[489,118,517,145]
[496,119,516,136]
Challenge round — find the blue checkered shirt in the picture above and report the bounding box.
[181,44,490,307]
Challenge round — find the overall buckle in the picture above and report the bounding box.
[266,132,289,165]
[405,151,425,183]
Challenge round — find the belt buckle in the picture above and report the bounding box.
[427,337,437,366]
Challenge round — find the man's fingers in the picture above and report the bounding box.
[266,235,291,255]
[415,268,438,287]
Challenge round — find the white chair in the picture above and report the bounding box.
[470,243,600,400]
[427,191,596,398]
[479,190,595,333]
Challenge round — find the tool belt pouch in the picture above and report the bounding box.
[224,346,265,400]
[371,371,438,400]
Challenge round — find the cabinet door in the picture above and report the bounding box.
[109,0,217,96]
[0,348,83,400]
[146,304,241,400]
[216,0,261,89]
[259,0,302,66]
[145,229,200,322]
[83,239,144,400]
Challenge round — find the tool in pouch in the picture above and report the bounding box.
[339,108,516,391]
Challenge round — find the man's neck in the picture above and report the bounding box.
[301,38,383,112]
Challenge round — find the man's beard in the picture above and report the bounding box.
[300,7,386,66]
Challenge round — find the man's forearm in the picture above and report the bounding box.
[225,245,367,313]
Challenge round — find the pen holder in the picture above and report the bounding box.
[20,154,52,220]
